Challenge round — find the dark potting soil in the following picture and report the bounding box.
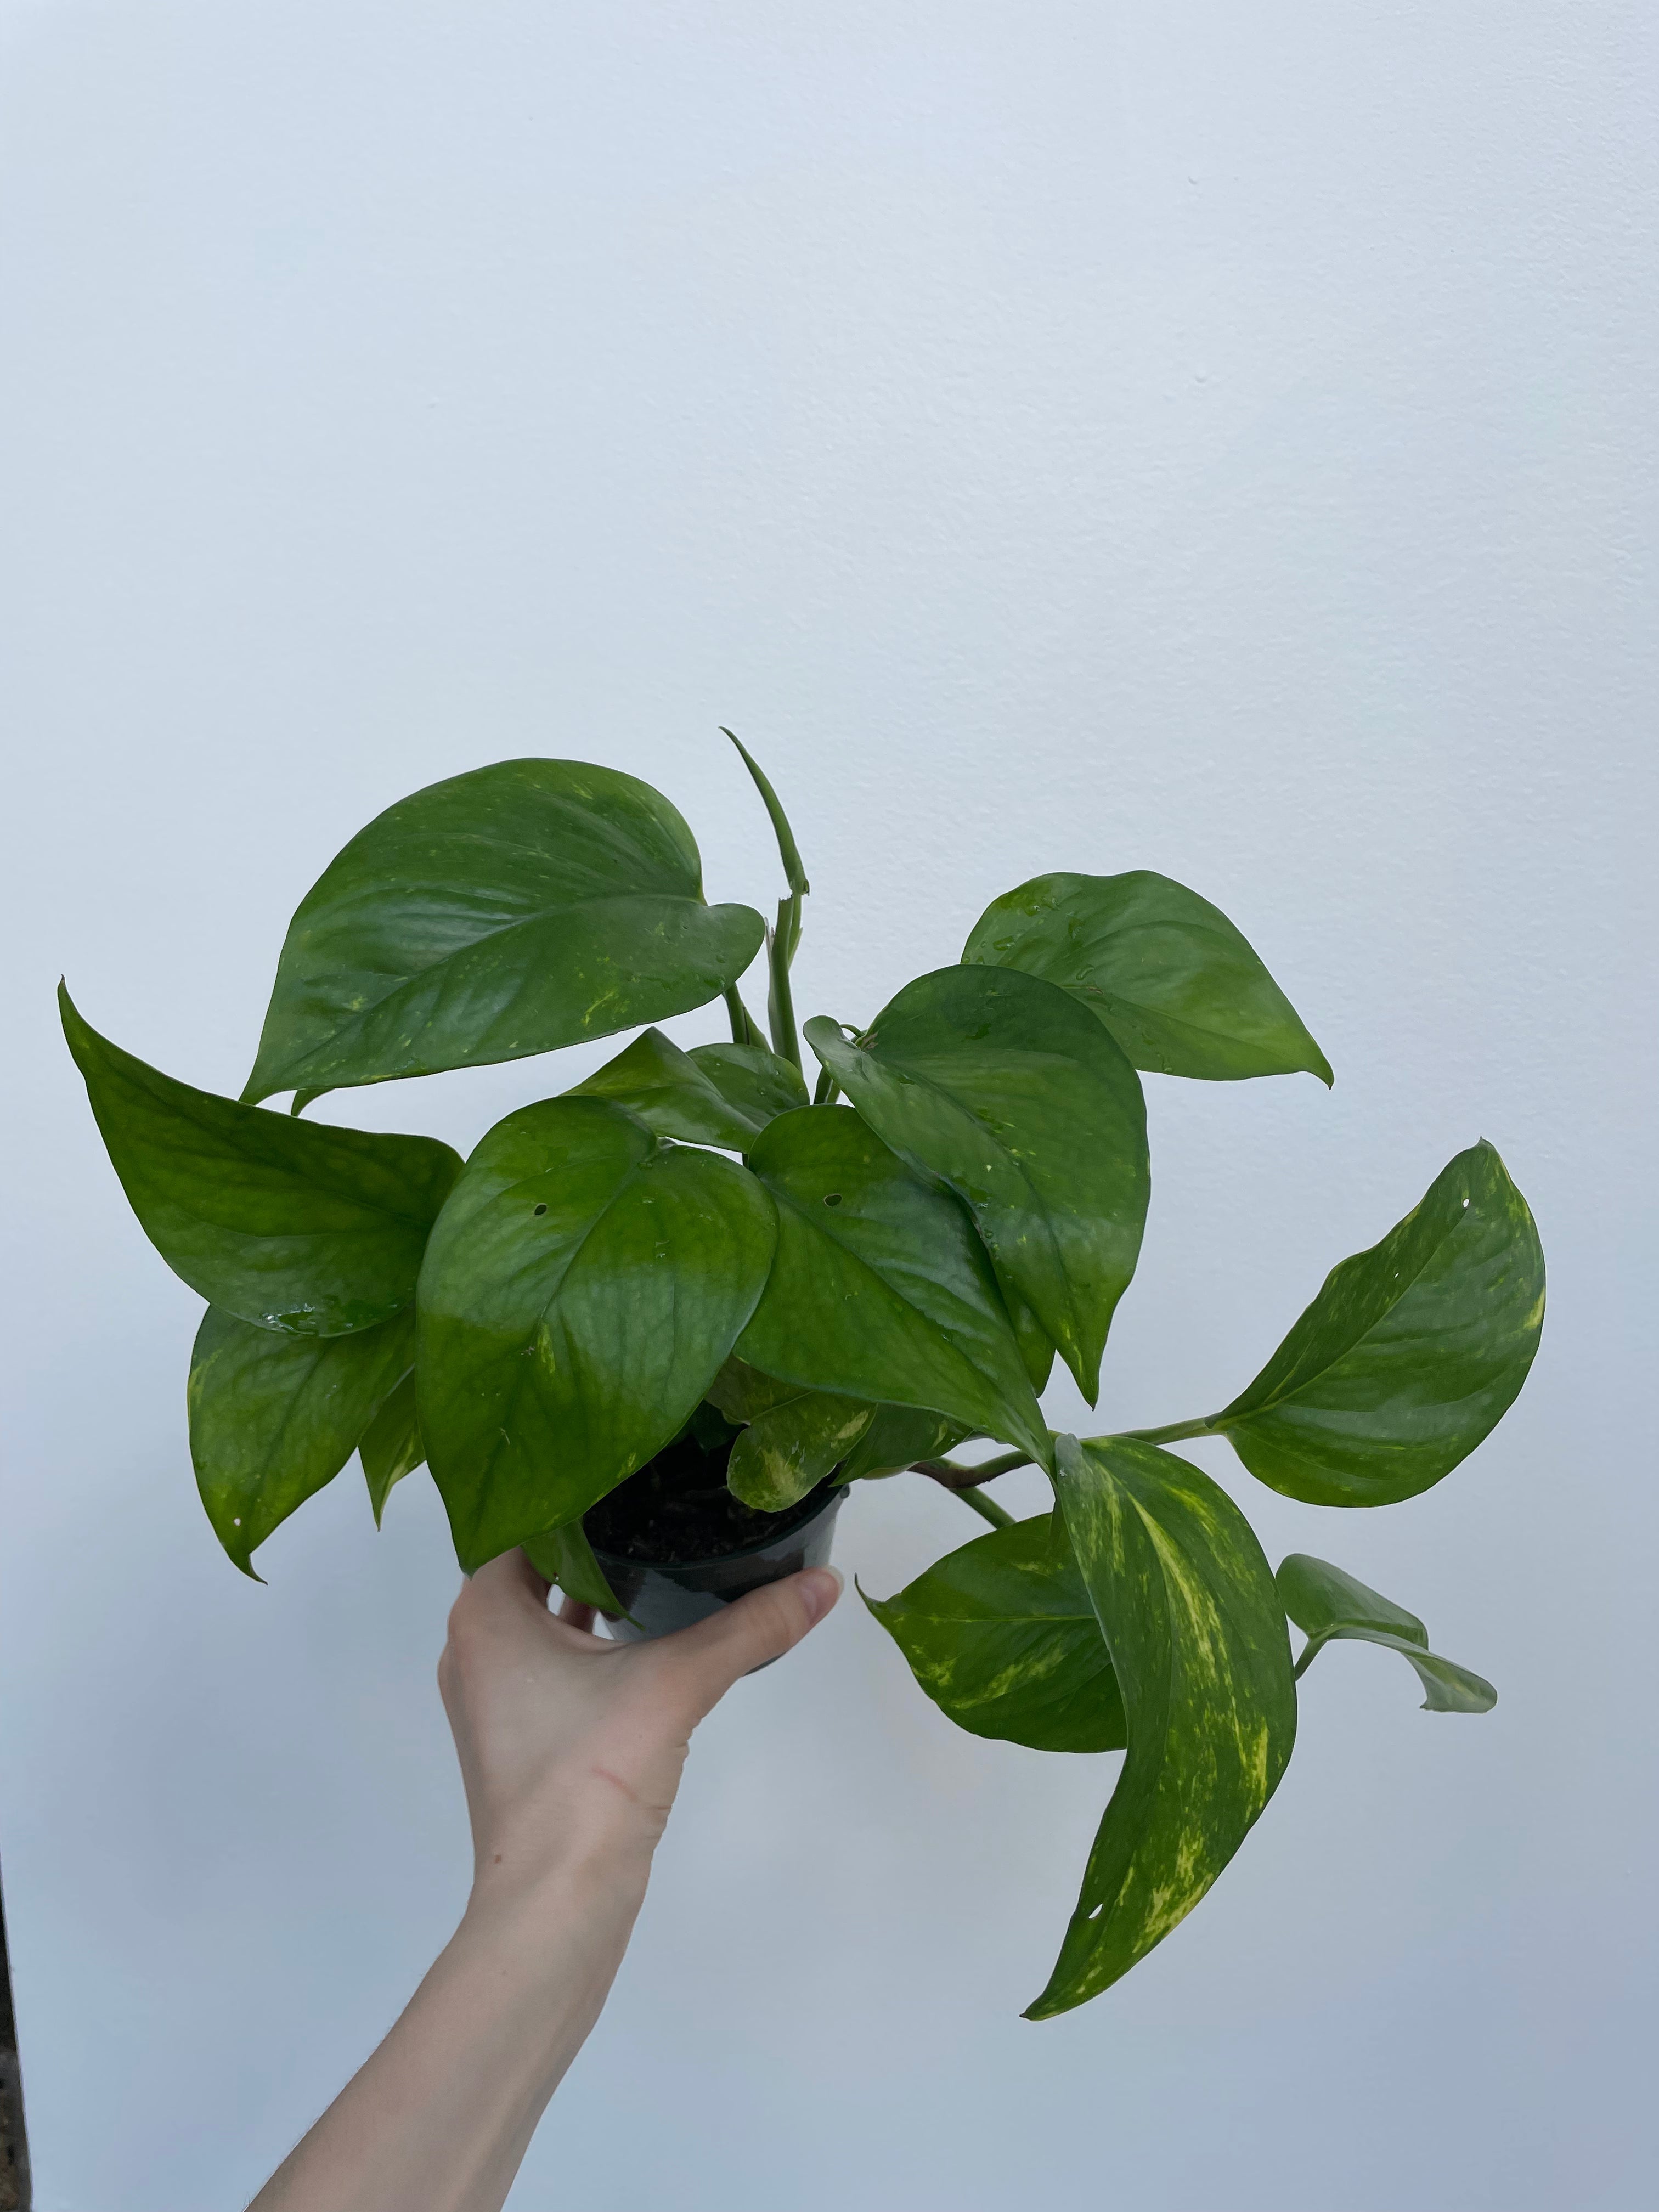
[583,1402,840,1566]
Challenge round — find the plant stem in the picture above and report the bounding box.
[813,1067,840,1106]
[913,1453,1029,1492]
[969,1448,1035,1479]
[1291,1631,1331,1681]
[955,1486,1015,1530]
[724,985,765,1049]
[766,895,802,1069]
[1115,1417,1215,1446]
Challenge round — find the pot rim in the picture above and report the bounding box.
[586,1479,845,1577]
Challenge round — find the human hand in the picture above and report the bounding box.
[438,1550,843,1912]
[250,1555,841,2212]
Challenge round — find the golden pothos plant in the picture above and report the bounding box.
[63,739,1543,2017]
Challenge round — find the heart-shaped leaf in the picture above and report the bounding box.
[1278,1554,1496,1713]
[835,1404,972,1483]
[359,1370,425,1524]
[736,1106,1050,1470]
[417,1096,776,1570]
[686,1042,809,1132]
[963,870,1331,1085]
[1026,1436,1297,2018]
[866,1513,1127,1753]
[523,1521,627,1617]
[1211,1142,1544,1505]
[804,967,1148,1404]
[242,760,766,1105]
[189,1306,414,1576]
[63,987,460,1336]
[706,1356,873,1511]
[569,1029,764,1151]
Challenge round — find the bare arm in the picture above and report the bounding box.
[248,1551,842,2212]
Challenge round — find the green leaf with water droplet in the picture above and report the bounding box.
[1025,1436,1296,2018]
[867,1512,1127,1753]
[1209,1142,1544,1506]
[189,1306,415,1576]
[1278,1554,1496,1712]
[804,967,1148,1406]
[61,986,460,1338]
[242,759,765,1105]
[963,870,1331,1085]
[687,1042,809,1134]
[417,1096,777,1570]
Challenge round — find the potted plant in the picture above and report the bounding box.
[62,740,1543,2018]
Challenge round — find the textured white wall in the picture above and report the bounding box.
[2,5,1654,2208]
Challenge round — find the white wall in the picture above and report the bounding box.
[2,5,1654,2207]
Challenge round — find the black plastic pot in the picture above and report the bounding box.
[589,1484,846,1645]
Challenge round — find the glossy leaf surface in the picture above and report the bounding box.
[523,1521,626,1616]
[419,1096,776,1570]
[835,1404,971,1483]
[805,969,1147,1404]
[1278,1554,1496,1713]
[736,1107,1049,1469]
[706,1356,873,1511]
[569,1029,761,1151]
[359,1369,424,1524]
[687,1042,808,1132]
[244,760,766,1103]
[189,1306,414,1575]
[1214,1142,1545,1505]
[1027,1437,1296,2018]
[63,988,460,1336]
[866,1514,1127,1753]
[963,869,1332,1084]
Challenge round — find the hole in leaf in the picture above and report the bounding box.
[533,1203,548,1217]
[823,1192,842,1206]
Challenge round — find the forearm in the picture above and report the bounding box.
[249,1860,647,2212]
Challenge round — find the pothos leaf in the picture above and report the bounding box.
[705,1358,874,1511]
[359,1369,424,1525]
[417,1096,776,1570]
[242,759,766,1105]
[687,1042,809,1134]
[804,967,1148,1406]
[1026,1436,1297,2018]
[523,1520,627,1616]
[834,1404,972,1483]
[61,987,460,1337]
[1278,1554,1497,1713]
[866,1513,1127,1753]
[736,1106,1050,1470]
[189,1306,415,1576]
[569,1028,764,1151]
[963,870,1331,1085]
[1211,1142,1545,1505]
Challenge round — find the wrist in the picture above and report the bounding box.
[462,1832,653,1953]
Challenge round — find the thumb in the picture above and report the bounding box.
[657,1567,843,1718]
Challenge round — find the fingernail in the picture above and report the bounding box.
[797,1566,844,1626]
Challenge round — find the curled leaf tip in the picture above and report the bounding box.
[722,727,810,899]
